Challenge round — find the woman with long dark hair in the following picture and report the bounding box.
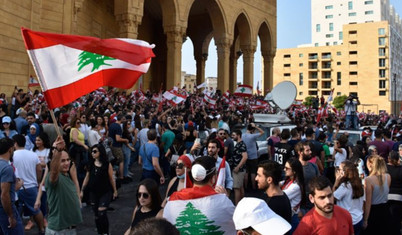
[387,150,402,235]
[363,155,391,234]
[0,116,17,139]
[124,179,162,234]
[81,144,118,235]
[333,160,364,235]
[281,158,305,234]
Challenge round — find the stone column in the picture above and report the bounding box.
[115,13,142,38]
[242,45,256,86]
[195,54,207,85]
[229,51,242,92]
[216,38,232,92]
[165,26,186,89]
[262,51,275,94]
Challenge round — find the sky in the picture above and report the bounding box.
[181,0,402,87]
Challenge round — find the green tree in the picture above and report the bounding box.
[77,51,116,72]
[332,95,348,109]
[175,202,224,235]
[303,96,314,107]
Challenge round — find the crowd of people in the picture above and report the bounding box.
[0,86,401,235]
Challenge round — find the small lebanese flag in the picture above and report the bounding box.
[163,91,186,105]
[28,75,40,87]
[215,156,226,188]
[204,94,216,106]
[21,28,155,109]
[234,84,252,97]
[163,186,236,235]
[327,88,335,102]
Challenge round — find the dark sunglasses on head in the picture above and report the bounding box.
[137,192,149,199]
[92,150,98,154]
[176,163,185,169]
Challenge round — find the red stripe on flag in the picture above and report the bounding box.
[43,69,143,109]
[21,28,155,66]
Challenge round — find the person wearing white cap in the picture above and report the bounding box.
[0,116,18,139]
[233,197,291,235]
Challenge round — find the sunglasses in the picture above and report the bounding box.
[92,150,98,154]
[176,163,185,169]
[137,192,149,199]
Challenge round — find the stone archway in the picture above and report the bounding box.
[257,21,275,92]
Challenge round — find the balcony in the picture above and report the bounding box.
[321,77,332,81]
[309,54,318,61]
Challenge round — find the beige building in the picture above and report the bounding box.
[0,0,276,99]
[274,21,398,114]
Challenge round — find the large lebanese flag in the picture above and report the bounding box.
[163,185,236,235]
[234,84,252,97]
[21,28,155,109]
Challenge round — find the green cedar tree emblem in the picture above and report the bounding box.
[77,51,116,72]
[240,87,246,93]
[175,202,224,235]
[172,96,177,101]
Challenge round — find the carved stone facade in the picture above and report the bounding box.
[0,0,276,96]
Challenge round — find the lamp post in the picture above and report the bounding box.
[393,73,397,115]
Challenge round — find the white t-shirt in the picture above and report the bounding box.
[281,181,302,214]
[13,149,40,189]
[334,182,364,225]
[34,148,50,165]
[334,148,347,167]
[88,129,101,147]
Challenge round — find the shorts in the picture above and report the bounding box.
[46,227,77,235]
[0,206,24,235]
[246,159,258,174]
[17,187,41,216]
[111,146,124,164]
[232,170,246,189]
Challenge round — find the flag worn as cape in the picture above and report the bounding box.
[21,28,155,109]
[163,185,236,235]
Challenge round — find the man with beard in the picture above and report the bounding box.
[207,139,233,196]
[294,176,353,235]
[295,141,319,212]
[0,138,24,234]
[255,160,292,224]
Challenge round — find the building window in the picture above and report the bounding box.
[315,43,319,47]
[349,51,358,55]
[284,64,291,67]
[326,34,333,38]
[316,24,321,32]
[337,72,342,85]
[325,15,333,19]
[299,53,303,58]
[334,42,338,45]
[337,92,341,96]
[284,54,291,58]
[379,91,386,96]
[299,92,303,95]
[326,42,330,46]
[379,37,386,46]
[350,71,358,75]
[350,41,357,45]
[337,51,342,56]
[329,23,334,31]
[379,59,386,67]
[349,30,357,34]
[323,71,331,78]
[337,62,341,65]
[348,1,353,10]
[299,73,304,85]
[349,82,358,85]
[378,28,385,35]
[339,32,343,40]
[365,0,373,4]
[379,80,386,88]
[325,5,333,9]
[284,73,291,77]
[365,10,374,15]
[350,61,358,65]
[379,48,386,56]
[299,63,303,67]
[349,12,357,16]
[379,69,386,78]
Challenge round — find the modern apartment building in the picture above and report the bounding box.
[274,21,394,113]
[273,0,402,114]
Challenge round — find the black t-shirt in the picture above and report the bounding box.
[229,140,247,171]
[264,193,292,223]
[108,122,123,147]
[274,142,294,168]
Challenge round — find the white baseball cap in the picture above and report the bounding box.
[233,197,291,235]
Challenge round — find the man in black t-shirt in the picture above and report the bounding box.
[255,160,292,224]
[230,129,248,205]
[274,129,293,168]
[108,114,129,182]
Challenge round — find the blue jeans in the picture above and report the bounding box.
[122,144,131,177]
[0,206,24,235]
[353,218,363,235]
[345,115,358,129]
[290,213,300,234]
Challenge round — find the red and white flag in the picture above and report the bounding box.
[21,28,155,109]
[234,84,252,97]
[203,94,216,106]
[163,91,186,105]
[215,156,226,188]
[28,75,40,87]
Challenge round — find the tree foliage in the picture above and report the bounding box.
[303,96,314,107]
[332,95,348,109]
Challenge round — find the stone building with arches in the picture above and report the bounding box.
[0,0,276,95]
